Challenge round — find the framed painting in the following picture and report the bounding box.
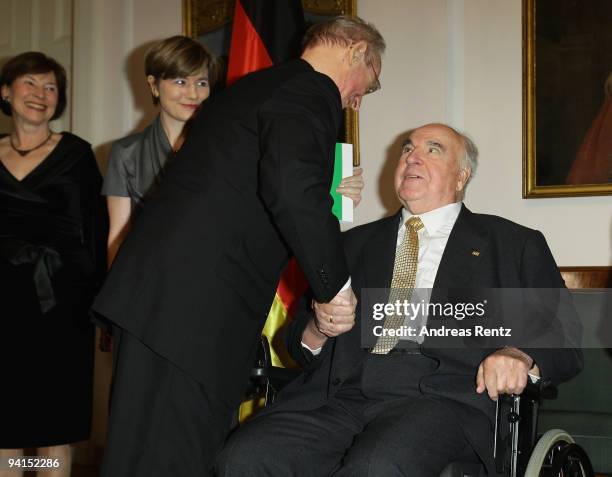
[523,0,612,197]
[183,0,361,166]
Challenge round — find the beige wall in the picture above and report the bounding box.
[357,0,611,266]
[0,0,73,132]
[73,0,182,168]
[73,0,611,268]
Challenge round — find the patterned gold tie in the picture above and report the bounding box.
[371,216,424,354]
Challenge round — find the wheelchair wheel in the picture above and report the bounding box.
[524,429,594,477]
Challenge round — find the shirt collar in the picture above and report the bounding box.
[401,202,462,236]
[153,114,172,156]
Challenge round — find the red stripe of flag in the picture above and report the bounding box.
[277,258,309,316]
[227,0,308,376]
[226,0,273,86]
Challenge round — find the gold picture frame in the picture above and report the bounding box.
[523,0,612,197]
[183,0,360,166]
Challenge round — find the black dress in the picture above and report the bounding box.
[0,133,107,448]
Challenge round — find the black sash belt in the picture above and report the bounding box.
[1,239,63,313]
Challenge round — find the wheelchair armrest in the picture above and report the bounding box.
[245,335,302,404]
[515,379,558,402]
[248,363,301,405]
[251,366,300,383]
[250,335,301,386]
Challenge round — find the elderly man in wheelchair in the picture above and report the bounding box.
[216,308,589,477]
[215,123,589,477]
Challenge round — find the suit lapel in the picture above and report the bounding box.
[433,205,488,291]
[362,211,401,289]
[331,212,401,378]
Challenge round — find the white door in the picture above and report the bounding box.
[0,0,73,133]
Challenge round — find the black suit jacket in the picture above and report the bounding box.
[93,60,349,406]
[273,205,583,473]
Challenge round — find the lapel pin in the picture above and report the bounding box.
[471,250,481,257]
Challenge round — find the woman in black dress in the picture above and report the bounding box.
[0,52,107,476]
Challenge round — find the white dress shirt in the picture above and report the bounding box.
[399,202,462,289]
[302,202,462,354]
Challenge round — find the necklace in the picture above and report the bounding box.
[10,131,53,157]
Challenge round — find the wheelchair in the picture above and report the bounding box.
[248,337,594,477]
[440,381,594,477]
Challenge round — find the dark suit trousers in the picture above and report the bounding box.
[216,352,479,477]
[102,329,234,477]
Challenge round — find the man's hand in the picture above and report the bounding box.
[476,347,537,401]
[301,287,357,351]
[336,168,364,206]
[313,287,357,338]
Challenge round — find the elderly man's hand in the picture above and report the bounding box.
[312,287,356,338]
[476,347,538,401]
[336,168,364,206]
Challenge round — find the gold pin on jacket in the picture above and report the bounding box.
[471,250,481,257]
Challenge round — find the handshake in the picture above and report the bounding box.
[303,287,357,350]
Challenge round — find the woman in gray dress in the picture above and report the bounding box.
[103,35,364,266]
[103,36,216,264]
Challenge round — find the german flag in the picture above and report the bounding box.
[227,0,304,86]
[227,0,308,421]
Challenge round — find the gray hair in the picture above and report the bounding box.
[460,131,478,182]
[302,15,386,66]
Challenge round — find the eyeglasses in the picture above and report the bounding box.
[364,61,381,95]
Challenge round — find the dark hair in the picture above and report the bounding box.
[145,36,217,105]
[0,51,67,119]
